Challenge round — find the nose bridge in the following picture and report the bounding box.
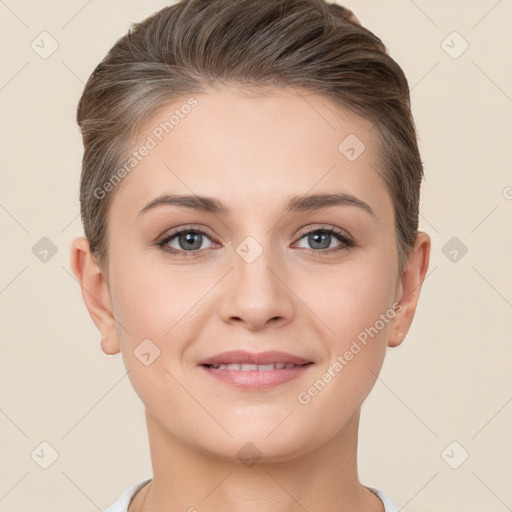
[230,201,282,278]
[219,228,294,328]
[234,230,283,295]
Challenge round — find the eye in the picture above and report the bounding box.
[158,226,217,257]
[157,225,355,258]
[293,226,355,254]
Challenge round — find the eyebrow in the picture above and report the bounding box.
[136,192,376,219]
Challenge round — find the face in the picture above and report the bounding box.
[75,85,425,462]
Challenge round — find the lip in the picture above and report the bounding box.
[197,350,313,366]
[199,364,313,390]
[197,350,314,391]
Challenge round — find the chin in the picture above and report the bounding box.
[188,422,321,465]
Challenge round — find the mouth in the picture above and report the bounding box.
[197,350,315,390]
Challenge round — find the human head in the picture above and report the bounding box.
[70,0,430,467]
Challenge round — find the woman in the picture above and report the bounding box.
[71,0,430,510]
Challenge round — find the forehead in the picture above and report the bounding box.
[110,86,392,222]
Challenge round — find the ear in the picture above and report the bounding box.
[70,237,120,355]
[388,231,431,348]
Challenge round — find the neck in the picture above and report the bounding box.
[131,407,384,512]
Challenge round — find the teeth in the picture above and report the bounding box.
[208,362,305,371]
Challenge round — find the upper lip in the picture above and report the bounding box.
[198,350,313,366]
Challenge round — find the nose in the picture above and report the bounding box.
[218,238,295,330]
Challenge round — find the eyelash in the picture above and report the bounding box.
[157,225,355,258]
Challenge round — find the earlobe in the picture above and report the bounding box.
[388,232,431,348]
[70,237,120,355]
[100,334,120,356]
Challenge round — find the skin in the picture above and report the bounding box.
[71,85,430,512]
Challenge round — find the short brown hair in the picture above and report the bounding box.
[77,0,423,276]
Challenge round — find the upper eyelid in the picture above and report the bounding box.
[160,225,218,242]
[299,225,350,237]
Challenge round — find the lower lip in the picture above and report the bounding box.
[199,364,314,390]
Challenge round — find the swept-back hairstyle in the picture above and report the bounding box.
[77,0,423,276]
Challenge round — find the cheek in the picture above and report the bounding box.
[107,251,214,397]
[300,255,396,345]
[294,262,395,428]
[108,260,192,408]
[294,254,397,410]
[108,247,203,340]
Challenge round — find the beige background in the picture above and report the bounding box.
[1,0,511,511]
